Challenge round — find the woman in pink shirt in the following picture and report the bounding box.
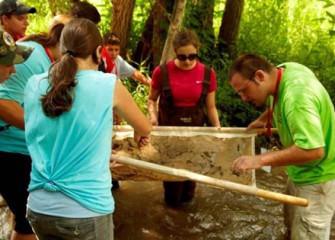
[147,29,221,208]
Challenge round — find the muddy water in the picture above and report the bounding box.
[0,166,334,239]
[113,167,288,240]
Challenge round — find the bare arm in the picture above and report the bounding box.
[147,88,160,126]
[205,92,221,128]
[131,70,151,86]
[246,110,268,131]
[113,80,152,145]
[0,99,25,129]
[232,144,324,173]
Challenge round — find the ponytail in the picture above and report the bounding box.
[40,18,103,117]
[41,53,78,117]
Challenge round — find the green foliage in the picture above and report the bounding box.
[128,1,153,51]
[238,0,335,65]
[214,0,335,127]
[120,59,152,116]
[95,0,112,35]
[22,0,335,129]
[25,0,51,34]
[26,0,112,34]
[120,79,149,116]
[127,0,335,128]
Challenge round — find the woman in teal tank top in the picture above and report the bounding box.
[24,18,152,240]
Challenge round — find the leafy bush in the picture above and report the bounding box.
[24,0,335,128]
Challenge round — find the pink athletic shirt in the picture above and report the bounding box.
[151,60,217,107]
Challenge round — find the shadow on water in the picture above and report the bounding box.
[113,167,288,240]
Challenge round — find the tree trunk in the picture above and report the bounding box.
[184,0,215,62]
[160,0,187,64]
[132,1,177,70]
[131,4,155,71]
[217,0,244,59]
[152,0,174,66]
[111,0,136,58]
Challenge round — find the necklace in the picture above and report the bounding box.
[266,68,283,138]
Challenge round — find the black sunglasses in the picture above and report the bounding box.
[176,53,198,61]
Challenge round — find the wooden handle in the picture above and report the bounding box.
[111,154,308,207]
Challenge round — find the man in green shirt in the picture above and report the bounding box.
[229,54,335,240]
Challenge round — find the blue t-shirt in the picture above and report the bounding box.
[0,41,51,155]
[25,70,116,214]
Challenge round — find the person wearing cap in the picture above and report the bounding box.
[0,0,36,41]
[0,18,69,240]
[0,29,33,82]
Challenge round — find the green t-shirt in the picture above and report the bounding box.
[273,62,335,185]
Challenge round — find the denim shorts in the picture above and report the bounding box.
[27,209,114,240]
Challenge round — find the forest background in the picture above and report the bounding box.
[25,0,335,128]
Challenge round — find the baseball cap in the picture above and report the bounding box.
[0,0,36,17]
[0,30,33,65]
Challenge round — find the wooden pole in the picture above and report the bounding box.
[111,154,308,207]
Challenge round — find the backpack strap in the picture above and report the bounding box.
[198,66,211,107]
[160,63,174,107]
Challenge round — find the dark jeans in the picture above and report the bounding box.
[163,180,196,208]
[0,151,33,234]
[112,180,119,190]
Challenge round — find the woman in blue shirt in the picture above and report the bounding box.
[0,18,69,240]
[24,18,152,240]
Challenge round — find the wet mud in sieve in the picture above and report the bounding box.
[112,135,253,185]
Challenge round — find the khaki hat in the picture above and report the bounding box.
[0,0,36,17]
[0,30,33,65]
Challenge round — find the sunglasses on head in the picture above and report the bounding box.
[176,53,198,61]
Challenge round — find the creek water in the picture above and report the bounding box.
[1,167,334,239]
[113,167,288,240]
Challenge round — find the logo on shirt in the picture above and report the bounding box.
[196,80,202,84]
[180,117,192,123]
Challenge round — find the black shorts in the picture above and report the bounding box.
[0,151,33,234]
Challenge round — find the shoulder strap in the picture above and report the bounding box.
[160,63,174,106]
[198,66,211,106]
